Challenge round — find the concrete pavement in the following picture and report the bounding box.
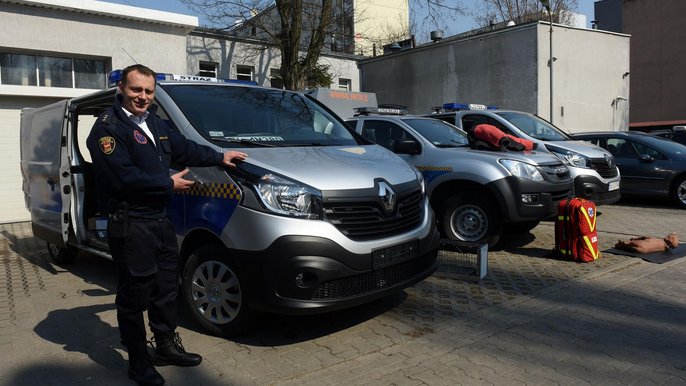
[1,200,685,385]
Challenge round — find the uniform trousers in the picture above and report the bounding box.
[108,216,180,349]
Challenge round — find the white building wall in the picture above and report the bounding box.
[537,22,631,132]
[186,34,361,91]
[0,0,197,223]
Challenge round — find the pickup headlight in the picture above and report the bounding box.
[413,166,426,195]
[546,146,591,168]
[235,165,322,219]
[499,159,544,182]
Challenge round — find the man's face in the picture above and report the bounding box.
[119,70,155,117]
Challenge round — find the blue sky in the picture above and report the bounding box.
[104,0,597,37]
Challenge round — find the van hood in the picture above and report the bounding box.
[237,145,418,190]
[545,140,612,159]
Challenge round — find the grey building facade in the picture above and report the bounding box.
[359,21,630,135]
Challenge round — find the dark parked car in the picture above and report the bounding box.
[573,131,686,208]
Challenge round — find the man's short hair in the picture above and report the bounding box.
[121,64,156,85]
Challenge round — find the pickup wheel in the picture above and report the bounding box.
[181,245,255,337]
[47,242,78,265]
[440,193,502,248]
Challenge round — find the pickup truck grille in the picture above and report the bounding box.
[591,159,619,178]
[324,190,423,240]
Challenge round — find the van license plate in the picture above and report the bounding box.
[609,181,620,191]
[372,240,419,269]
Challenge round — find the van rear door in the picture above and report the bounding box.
[21,100,72,246]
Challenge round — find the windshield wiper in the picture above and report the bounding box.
[212,137,275,147]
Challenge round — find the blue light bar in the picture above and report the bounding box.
[441,103,498,111]
[107,70,257,87]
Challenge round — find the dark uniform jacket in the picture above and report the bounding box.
[86,94,223,218]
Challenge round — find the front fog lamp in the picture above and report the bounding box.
[521,193,540,204]
[499,159,544,182]
[257,174,321,219]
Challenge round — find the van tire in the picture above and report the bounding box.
[47,242,78,265]
[181,245,254,337]
[440,193,501,248]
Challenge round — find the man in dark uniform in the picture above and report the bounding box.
[86,64,247,386]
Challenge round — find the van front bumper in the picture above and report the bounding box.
[232,223,439,315]
[573,174,621,205]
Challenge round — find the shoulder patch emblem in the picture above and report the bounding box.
[133,130,148,144]
[99,136,116,154]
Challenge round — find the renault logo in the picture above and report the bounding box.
[378,181,396,213]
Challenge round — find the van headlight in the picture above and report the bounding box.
[257,174,321,218]
[234,166,322,219]
[546,146,591,168]
[499,159,544,182]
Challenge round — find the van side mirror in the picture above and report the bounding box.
[394,140,420,155]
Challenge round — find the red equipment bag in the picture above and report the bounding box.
[554,198,600,262]
[473,124,536,151]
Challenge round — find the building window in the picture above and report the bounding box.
[338,78,351,91]
[199,61,218,77]
[270,69,283,89]
[0,53,37,86]
[0,51,106,89]
[236,65,254,81]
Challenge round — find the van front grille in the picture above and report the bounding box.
[311,253,436,300]
[324,190,423,240]
[591,159,619,178]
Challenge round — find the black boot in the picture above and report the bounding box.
[153,331,203,367]
[128,343,165,386]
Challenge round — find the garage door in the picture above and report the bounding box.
[0,107,30,223]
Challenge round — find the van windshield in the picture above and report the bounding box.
[496,112,570,141]
[160,84,359,147]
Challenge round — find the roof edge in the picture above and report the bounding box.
[3,0,198,30]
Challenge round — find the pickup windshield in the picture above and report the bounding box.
[497,111,570,141]
[403,118,470,147]
[160,84,359,147]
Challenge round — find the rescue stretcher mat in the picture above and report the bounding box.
[603,243,686,264]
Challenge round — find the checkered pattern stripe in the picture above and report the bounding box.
[176,182,241,199]
[416,165,453,172]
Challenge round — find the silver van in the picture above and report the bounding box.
[428,103,621,205]
[20,72,439,336]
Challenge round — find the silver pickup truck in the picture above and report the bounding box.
[346,108,574,248]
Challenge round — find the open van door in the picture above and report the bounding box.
[21,100,76,262]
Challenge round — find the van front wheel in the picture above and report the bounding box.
[181,245,254,337]
[47,242,78,265]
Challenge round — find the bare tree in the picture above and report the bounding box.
[471,0,580,28]
[181,0,466,90]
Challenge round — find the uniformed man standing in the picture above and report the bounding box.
[86,64,247,386]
